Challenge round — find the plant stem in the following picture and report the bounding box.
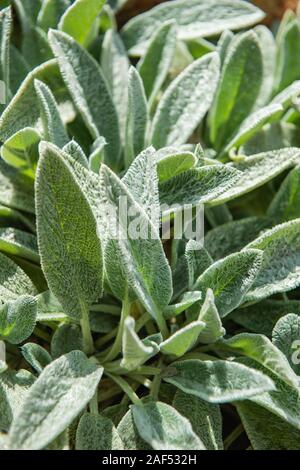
[150,359,163,400]
[105,372,141,406]
[90,304,121,315]
[89,391,99,415]
[157,314,169,339]
[95,327,118,349]
[224,424,244,450]
[102,294,130,363]
[80,302,94,356]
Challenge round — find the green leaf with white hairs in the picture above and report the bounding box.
[238,357,300,431]
[0,7,12,103]
[272,314,300,376]
[271,80,300,109]
[197,289,225,344]
[63,140,88,168]
[58,0,105,46]
[21,343,52,375]
[217,30,234,66]
[274,18,300,93]
[254,25,276,107]
[173,390,223,450]
[267,166,300,223]
[185,240,213,289]
[160,165,240,211]
[36,142,103,320]
[121,316,159,371]
[209,31,263,150]
[9,351,103,450]
[163,359,275,404]
[244,219,300,302]
[163,291,202,319]
[38,0,72,30]
[1,127,40,177]
[0,60,67,141]
[76,413,124,450]
[237,401,300,450]
[151,52,220,149]
[138,21,176,109]
[221,333,299,387]
[209,148,300,206]
[125,67,148,167]
[117,408,149,450]
[34,79,69,148]
[0,252,36,304]
[0,369,35,432]
[49,30,121,170]
[223,103,283,155]
[205,217,270,260]
[232,299,300,337]
[160,321,206,358]
[132,400,205,450]
[157,148,197,183]
[121,0,265,56]
[101,30,129,144]
[0,295,37,344]
[99,164,172,328]
[51,323,83,359]
[123,146,159,229]
[194,250,263,318]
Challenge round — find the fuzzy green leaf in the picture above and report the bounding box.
[160,165,240,210]
[101,30,129,144]
[36,142,103,320]
[125,67,148,167]
[49,30,121,169]
[9,351,103,450]
[0,227,39,264]
[194,250,263,318]
[197,289,225,344]
[173,389,223,450]
[51,323,83,359]
[121,316,159,371]
[99,164,172,327]
[160,321,206,358]
[209,31,263,149]
[237,401,300,450]
[1,127,40,177]
[21,343,52,375]
[76,412,124,450]
[0,252,36,304]
[121,0,264,56]
[58,0,105,46]
[209,148,300,206]
[132,401,205,450]
[163,291,202,319]
[222,333,299,387]
[138,21,176,108]
[0,369,35,432]
[272,314,300,376]
[34,79,69,148]
[245,219,300,302]
[267,166,300,223]
[157,148,197,183]
[0,295,37,344]
[163,359,275,404]
[151,52,220,149]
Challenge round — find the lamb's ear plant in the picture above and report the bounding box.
[1,0,300,451]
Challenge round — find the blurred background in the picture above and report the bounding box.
[116,0,300,27]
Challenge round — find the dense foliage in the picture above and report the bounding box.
[0,0,300,450]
